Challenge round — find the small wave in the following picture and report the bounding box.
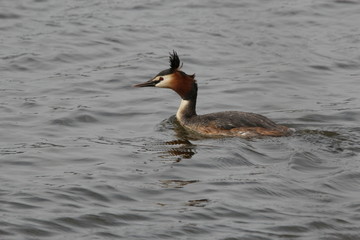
[0,13,21,19]
[50,113,99,127]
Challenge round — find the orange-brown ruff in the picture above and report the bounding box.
[134,51,293,138]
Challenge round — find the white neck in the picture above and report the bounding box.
[176,99,197,123]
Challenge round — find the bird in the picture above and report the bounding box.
[134,51,293,138]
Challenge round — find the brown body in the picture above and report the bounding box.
[178,110,292,138]
[134,51,293,138]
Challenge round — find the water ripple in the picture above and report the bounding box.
[1,0,360,239]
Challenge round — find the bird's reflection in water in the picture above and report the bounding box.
[159,179,199,188]
[159,139,196,161]
[143,116,204,161]
[143,138,196,161]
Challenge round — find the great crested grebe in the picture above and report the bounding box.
[134,51,293,138]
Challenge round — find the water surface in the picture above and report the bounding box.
[1,0,360,239]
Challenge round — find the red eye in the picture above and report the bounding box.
[159,77,164,81]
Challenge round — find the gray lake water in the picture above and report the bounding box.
[1,0,360,239]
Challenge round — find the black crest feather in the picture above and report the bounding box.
[169,50,181,70]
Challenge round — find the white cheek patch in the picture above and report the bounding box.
[155,75,174,88]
